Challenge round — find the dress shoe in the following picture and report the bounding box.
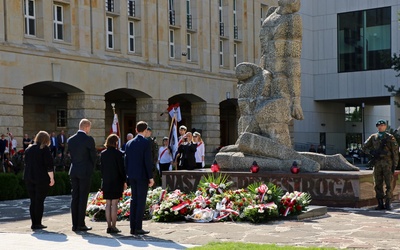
[134,229,150,235]
[31,224,47,230]
[76,226,92,231]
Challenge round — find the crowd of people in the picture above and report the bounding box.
[2,118,206,235]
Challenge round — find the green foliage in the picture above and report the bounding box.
[0,170,101,200]
[0,174,19,200]
[90,170,102,192]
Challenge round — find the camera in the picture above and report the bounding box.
[184,138,188,142]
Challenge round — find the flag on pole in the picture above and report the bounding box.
[110,113,121,149]
[110,113,120,136]
[168,116,179,159]
[167,103,182,122]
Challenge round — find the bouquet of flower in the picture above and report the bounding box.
[185,208,215,222]
[279,191,312,216]
[151,189,191,222]
[242,202,279,223]
[247,182,283,205]
[198,174,233,197]
[145,187,166,219]
[86,190,106,221]
[117,188,133,220]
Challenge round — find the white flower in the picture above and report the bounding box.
[267,190,272,195]
[174,211,179,215]
[220,184,226,189]
[165,211,169,215]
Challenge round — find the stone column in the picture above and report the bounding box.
[191,102,220,164]
[136,98,170,141]
[0,87,23,142]
[67,93,105,147]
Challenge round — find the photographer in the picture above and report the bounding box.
[176,132,197,170]
[362,119,399,210]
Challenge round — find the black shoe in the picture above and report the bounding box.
[134,229,150,235]
[31,224,47,230]
[110,227,121,234]
[72,227,77,232]
[76,226,92,231]
[106,228,111,233]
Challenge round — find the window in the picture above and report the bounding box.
[127,0,135,17]
[219,0,224,36]
[169,0,175,25]
[128,21,135,52]
[169,30,175,58]
[345,106,362,122]
[106,0,114,12]
[233,43,237,67]
[106,17,114,49]
[24,0,36,36]
[186,33,191,61]
[53,5,63,40]
[186,0,192,29]
[338,7,391,72]
[57,109,67,127]
[233,0,238,39]
[219,40,223,66]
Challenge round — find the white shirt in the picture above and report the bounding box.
[195,142,205,163]
[158,146,173,164]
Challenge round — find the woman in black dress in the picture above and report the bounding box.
[100,134,126,234]
[24,131,55,230]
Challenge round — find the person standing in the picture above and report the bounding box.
[157,137,173,175]
[125,121,154,235]
[362,119,399,210]
[176,132,197,170]
[23,134,32,151]
[146,127,160,185]
[0,134,6,170]
[23,131,55,230]
[121,133,133,153]
[67,119,97,231]
[100,134,126,234]
[57,130,67,159]
[193,132,205,168]
[49,132,58,158]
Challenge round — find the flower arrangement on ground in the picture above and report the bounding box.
[86,173,312,224]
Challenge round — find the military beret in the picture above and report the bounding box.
[376,120,387,126]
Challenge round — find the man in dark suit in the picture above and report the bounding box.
[57,130,67,159]
[49,132,58,158]
[125,121,154,235]
[67,119,97,232]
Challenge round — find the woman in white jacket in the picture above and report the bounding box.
[193,132,205,168]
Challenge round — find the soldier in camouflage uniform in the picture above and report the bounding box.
[362,119,399,210]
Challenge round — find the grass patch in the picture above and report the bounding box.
[190,242,336,250]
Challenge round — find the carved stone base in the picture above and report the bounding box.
[162,169,400,208]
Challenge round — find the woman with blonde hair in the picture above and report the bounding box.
[193,132,205,168]
[23,131,55,230]
[100,134,126,233]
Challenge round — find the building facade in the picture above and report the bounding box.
[296,0,400,154]
[1,0,400,163]
[0,0,275,163]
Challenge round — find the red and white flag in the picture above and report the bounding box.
[110,113,120,136]
[168,116,179,159]
[167,103,182,122]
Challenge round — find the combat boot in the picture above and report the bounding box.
[375,199,385,210]
[385,199,392,210]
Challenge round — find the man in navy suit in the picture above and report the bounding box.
[49,132,58,158]
[125,121,154,235]
[67,119,97,231]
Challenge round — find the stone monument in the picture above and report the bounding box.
[215,0,358,172]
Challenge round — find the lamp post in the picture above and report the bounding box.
[362,102,365,163]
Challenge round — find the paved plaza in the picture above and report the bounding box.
[1,194,400,249]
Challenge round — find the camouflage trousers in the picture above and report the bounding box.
[373,161,393,199]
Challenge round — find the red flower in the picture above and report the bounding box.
[296,205,302,211]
